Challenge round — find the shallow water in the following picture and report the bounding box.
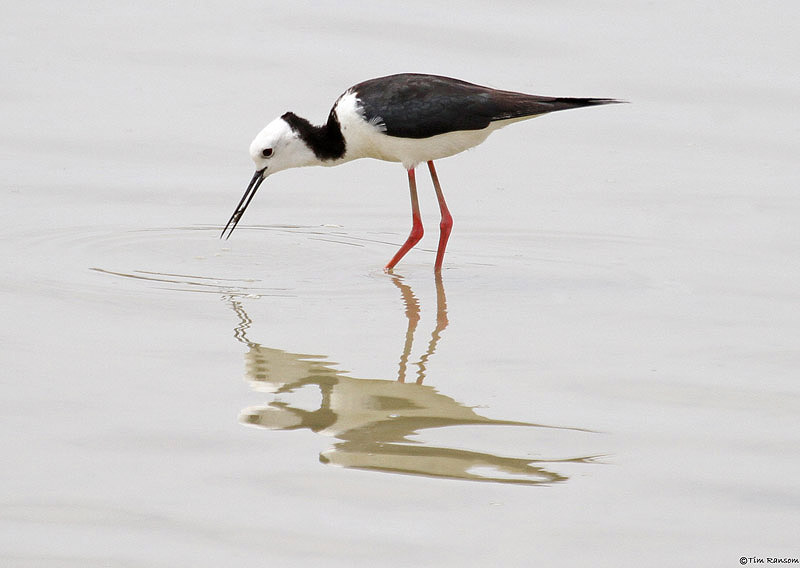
[3,2,799,566]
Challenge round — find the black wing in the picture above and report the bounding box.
[351,73,619,139]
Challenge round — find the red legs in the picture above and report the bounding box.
[427,161,453,272]
[385,168,423,270]
[384,161,453,272]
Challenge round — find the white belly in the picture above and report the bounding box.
[334,91,536,170]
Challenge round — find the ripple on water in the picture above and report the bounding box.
[3,222,681,305]
[2,224,390,304]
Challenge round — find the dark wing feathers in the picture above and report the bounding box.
[351,73,620,139]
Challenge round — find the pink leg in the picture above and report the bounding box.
[385,168,424,271]
[427,161,453,272]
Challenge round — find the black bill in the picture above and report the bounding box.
[220,168,266,239]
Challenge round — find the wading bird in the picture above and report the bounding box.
[221,73,620,271]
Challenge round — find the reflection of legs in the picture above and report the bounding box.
[385,168,423,271]
[434,271,449,331]
[427,161,453,272]
[390,275,420,383]
[390,273,449,385]
[416,272,449,384]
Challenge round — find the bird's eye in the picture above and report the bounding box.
[262,148,273,158]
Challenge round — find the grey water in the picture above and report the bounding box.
[2,2,799,566]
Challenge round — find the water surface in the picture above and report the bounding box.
[2,2,799,566]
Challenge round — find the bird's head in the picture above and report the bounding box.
[248,115,320,175]
[221,114,318,239]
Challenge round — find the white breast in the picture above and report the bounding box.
[333,91,535,170]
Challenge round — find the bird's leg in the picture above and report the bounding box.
[427,161,453,272]
[385,168,424,271]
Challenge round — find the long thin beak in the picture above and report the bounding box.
[220,168,266,239]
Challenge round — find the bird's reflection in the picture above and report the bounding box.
[229,275,597,485]
[392,274,449,384]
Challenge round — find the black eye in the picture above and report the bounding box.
[261,148,273,158]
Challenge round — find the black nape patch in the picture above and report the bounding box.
[281,110,346,161]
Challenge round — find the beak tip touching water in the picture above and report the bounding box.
[220,169,267,240]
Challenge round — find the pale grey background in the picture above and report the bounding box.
[2,1,798,566]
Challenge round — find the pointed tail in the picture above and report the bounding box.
[545,97,627,112]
